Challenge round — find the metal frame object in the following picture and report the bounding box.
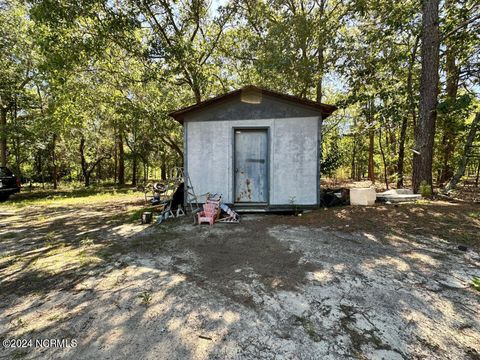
[141,167,189,224]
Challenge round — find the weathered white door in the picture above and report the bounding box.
[234,129,268,203]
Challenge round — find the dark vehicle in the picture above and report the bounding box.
[0,167,21,201]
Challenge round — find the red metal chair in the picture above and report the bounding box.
[197,203,217,225]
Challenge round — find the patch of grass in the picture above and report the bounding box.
[98,243,126,260]
[472,277,480,291]
[11,318,27,329]
[47,314,61,321]
[36,244,103,274]
[11,350,29,359]
[469,211,480,219]
[43,232,56,247]
[113,272,127,287]
[0,253,19,269]
[128,236,167,253]
[78,250,88,266]
[415,199,431,205]
[78,249,101,268]
[0,186,143,209]
[47,314,67,322]
[46,243,67,256]
[1,232,17,239]
[80,237,94,247]
[138,291,153,306]
[295,316,321,342]
[127,206,157,222]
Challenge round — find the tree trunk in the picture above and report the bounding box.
[315,38,324,200]
[36,152,45,188]
[0,107,7,167]
[193,85,202,104]
[398,34,420,188]
[97,161,102,182]
[79,136,109,187]
[114,126,118,184]
[412,0,440,193]
[351,140,357,180]
[397,116,408,188]
[84,173,91,187]
[475,159,480,187]
[446,112,480,191]
[79,137,90,187]
[52,133,58,189]
[316,44,324,104]
[379,128,389,189]
[368,128,375,183]
[117,129,125,185]
[316,0,325,104]
[407,35,420,130]
[132,155,137,186]
[161,162,167,180]
[387,125,396,177]
[144,161,148,182]
[439,42,459,184]
[12,97,22,177]
[161,136,184,160]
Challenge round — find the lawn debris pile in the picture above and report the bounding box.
[320,188,349,207]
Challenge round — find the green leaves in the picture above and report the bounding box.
[1,0,478,187]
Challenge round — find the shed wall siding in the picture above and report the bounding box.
[186,117,319,205]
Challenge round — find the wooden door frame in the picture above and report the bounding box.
[232,126,270,205]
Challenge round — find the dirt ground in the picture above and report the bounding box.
[0,192,479,359]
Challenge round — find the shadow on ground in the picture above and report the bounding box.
[0,198,479,359]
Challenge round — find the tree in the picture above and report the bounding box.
[398,34,420,188]
[446,112,480,191]
[230,0,351,102]
[0,0,475,193]
[412,0,440,193]
[0,0,36,167]
[128,0,236,103]
[338,0,421,187]
[437,0,480,185]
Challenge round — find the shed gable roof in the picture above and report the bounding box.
[169,85,337,124]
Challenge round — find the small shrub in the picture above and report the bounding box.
[78,250,93,267]
[11,350,29,359]
[419,181,432,198]
[80,237,94,247]
[138,291,152,306]
[43,232,56,247]
[472,277,480,292]
[113,273,127,287]
[469,212,480,219]
[12,318,27,328]
[2,232,17,239]
[289,196,299,216]
[47,314,62,322]
[296,316,321,342]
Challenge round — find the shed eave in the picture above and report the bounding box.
[169,85,338,124]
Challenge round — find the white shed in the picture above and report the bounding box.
[169,86,337,210]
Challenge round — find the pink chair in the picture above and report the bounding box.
[206,193,221,221]
[197,203,217,225]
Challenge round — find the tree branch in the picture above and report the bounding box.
[442,13,480,40]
